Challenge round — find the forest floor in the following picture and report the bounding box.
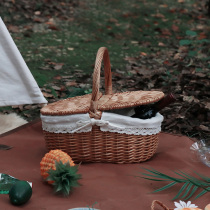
[0,0,209,141]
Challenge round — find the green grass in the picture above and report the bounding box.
[1,0,209,87]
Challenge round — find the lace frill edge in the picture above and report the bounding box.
[42,124,162,136]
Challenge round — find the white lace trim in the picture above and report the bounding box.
[41,112,163,136]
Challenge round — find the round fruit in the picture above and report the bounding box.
[40,149,81,196]
[40,149,75,182]
[9,180,32,205]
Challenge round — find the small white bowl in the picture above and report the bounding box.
[68,208,99,210]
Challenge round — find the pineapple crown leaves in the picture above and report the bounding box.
[46,160,82,196]
[136,167,210,201]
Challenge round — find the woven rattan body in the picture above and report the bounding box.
[43,126,159,163]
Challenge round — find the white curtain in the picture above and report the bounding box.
[0,17,47,107]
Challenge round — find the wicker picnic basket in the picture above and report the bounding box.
[40,47,164,163]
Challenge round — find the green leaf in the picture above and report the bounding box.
[194,172,210,182]
[55,183,63,192]
[188,51,197,57]
[143,168,183,183]
[153,182,177,193]
[179,40,192,46]
[180,183,193,199]
[175,171,208,188]
[172,182,189,200]
[195,68,202,72]
[196,39,210,43]
[141,172,172,181]
[185,185,199,200]
[186,30,197,36]
[140,177,169,182]
[205,187,210,192]
[194,189,208,200]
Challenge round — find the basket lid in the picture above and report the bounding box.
[41,90,164,116]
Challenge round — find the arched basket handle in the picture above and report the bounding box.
[89,47,112,119]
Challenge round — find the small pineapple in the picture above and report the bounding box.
[40,149,81,196]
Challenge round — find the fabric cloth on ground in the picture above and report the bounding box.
[0,120,209,210]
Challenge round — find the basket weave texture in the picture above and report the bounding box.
[41,47,164,163]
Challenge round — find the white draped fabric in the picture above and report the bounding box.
[41,112,164,136]
[0,17,47,107]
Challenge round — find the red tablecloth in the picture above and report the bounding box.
[0,119,209,210]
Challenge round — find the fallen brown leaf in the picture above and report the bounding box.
[65,81,77,87]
